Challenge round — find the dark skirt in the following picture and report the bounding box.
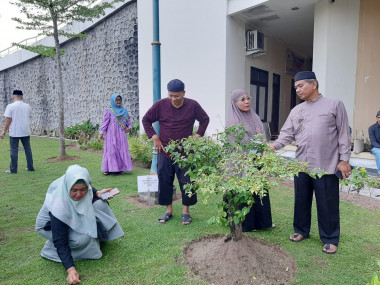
[242,191,272,232]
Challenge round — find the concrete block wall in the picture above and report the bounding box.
[0,1,138,135]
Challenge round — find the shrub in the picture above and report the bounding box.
[79,137,103,151]
[128,134,153,167]
[64,120,101,150]
[166,125,313,241]
[129,121,140,137]
[340,166,380,196]
[64,120,99,141]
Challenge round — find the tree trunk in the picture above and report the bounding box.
[57,50,65,157]
[223,198,244,242]
[228,220,243,241]
[51,11,66,157]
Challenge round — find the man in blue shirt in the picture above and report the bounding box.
[368,110,380,181]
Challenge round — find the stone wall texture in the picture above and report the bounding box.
[0,1,138,135]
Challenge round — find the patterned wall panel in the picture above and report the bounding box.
[0,2,138,135]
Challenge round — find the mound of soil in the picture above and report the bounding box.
[124,193,182,209]
[46,154,80,162]
[184,234,296,285]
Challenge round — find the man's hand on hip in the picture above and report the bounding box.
[152,134,164,153]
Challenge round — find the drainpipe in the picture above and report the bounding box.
[150,0,161,174]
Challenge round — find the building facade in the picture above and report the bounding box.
[139,0,379,139]
[1,0,378,140]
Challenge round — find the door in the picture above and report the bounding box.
[290,79,297,109]
[271,73,280,135]
[250,67,268,122]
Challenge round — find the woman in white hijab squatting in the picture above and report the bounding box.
[36,165,124,284]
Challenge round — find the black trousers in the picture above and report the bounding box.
[10,136,34,173]
[293,172,340,245]
[157,154,197,206]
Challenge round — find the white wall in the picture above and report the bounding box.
[225,12,302,131]
[225,16,246,118]
[228,0,268,15]
[138,0,228,135]
[244,35,295,129]
[313,0,360,127]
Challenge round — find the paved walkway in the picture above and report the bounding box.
[276,145,380,200]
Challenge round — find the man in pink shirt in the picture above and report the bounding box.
[269,71,351,254]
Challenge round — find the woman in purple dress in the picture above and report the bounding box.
[98,94,133,175]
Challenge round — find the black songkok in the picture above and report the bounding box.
[13,90,23,96]
[294,71,316,82]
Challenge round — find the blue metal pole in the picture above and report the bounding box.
[150,0,161,175]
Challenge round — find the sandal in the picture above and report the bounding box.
[158,212,173,223]
[322,244,337,254]
[103,172,109,175]
[289,233,309,242]
[182,214,192,225]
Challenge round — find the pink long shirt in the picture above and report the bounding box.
[272,95,351,174]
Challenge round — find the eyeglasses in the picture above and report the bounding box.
[236,96,252,102]
[115,99,122,102]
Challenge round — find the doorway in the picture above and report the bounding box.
[250,67,268,122]
[271,73,280,135]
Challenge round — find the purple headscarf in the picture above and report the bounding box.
[226,89,266,143]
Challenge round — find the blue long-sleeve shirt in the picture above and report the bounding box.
[369,122,380,149]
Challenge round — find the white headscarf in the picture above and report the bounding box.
[43,165,97,238]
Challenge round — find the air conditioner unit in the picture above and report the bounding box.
[246,30,266,56]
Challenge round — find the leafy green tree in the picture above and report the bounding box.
[11,0,123,158]
[167,125,380,242]
[166,125,314,241]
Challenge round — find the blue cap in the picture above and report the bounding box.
[167,79,185,92]
[376,110,380,117]
[294,71,316,82]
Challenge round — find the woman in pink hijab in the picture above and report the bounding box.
[226,89,274,232]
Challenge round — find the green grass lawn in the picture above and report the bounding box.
[0,136,379,284]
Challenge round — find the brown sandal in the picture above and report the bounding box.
[322,244,337,254]
[289,233,309,242]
